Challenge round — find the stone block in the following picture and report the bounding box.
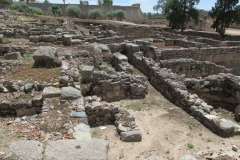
[42,87,61,99]
[81,66,94,78]
[4,52,21,60]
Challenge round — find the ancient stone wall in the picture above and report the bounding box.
[159,59,231,78]
[159,47,240,75]
[90,66,148,102]
[108,42,240,137]
[29,4,147,24]
[185,74,240,111]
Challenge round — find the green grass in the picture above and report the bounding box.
[15,133,24,138]
[199,133,203,136]
[187,142,194,149]
[207,138,212,142]
[2,128,10,135]
[119,153,124,159]
[102,61,113,68]
[165,150,170,154]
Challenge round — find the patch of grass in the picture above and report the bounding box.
[25,52,32,59]
[119,153,124,159]
[187,142,194,149]
[207,138,212,142]
[15,133,24,138]
[186,133,192,137]
[102,61,113,68]
[2,128,11,135]
[0,135,3,141]
[207,146,210,149]
[165,150,170,154]
[91,130,97,137]
[105,136,108,140]
[79,69,82,76]
[123,103,132,109]
[199,133,202,136]
[185,121,195,130]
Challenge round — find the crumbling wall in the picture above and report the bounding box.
[91,66,148,102]
[159,58,231,78]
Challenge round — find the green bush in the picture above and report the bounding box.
[89,9,103,19]
[29,7,43,15]
[115,10,125,21]
[48,5,62,16]
[11,2,27,12]
[65,5,81,17]
[106,10,116,20]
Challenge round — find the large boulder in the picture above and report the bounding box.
[61,87,82,100]
[33,46,61,68]
[120,130,142,142]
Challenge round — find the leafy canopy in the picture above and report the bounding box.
[209,0,238,37]
[103,0,113,6]
[154,0,199,34]
[66,5,81,17]
[0,0,13,5]
[89,9,103,19]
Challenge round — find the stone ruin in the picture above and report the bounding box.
[1,11,240,159]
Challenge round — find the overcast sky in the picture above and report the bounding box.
[39,0,236,13]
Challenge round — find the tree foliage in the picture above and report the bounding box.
[29,7,44,15]
[98,0,102,5]
[49,4,62,16]
[115,10,125,20]
[11,2,27,12]
[209,0,238,37]
[66,5,81,17]
[154,0,199,34]
[106,11,115,19]
[103,0,112,6]
[0,0,13,6]
[89,9,103,19]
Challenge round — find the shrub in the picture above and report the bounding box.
[106,10,116,20]
[65,5,81,17]
[88,9,103,19]
[115,10,125,21]
[11,2,27,12]
[29,7,43,15]
[49,5,62,16]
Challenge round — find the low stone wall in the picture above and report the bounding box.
[108,42,240,137]
[165,39,210,48]
[84,97,142,142]
[159,58,231,78]
[159,47,240,75]
[90,66,148,102]
[0,45,28,56]
[112,52,133,74]
[185,74,240,111]
[0,80,44,116]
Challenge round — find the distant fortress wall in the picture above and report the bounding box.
[29,3,148,23]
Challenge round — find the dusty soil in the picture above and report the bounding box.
[226,28,240,35]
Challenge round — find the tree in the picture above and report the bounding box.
[115,10,125,21]
[209,0,238,37]
[235,5,240,24]
[103,0,112,6]
[0,0,13,6]
[107,10,116,19]
[154,0,200,34]
[98,0,102,5]
[43,0,49,4]
[66,5,81,17]
[49,4,62,16]
[89,9,103,19]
